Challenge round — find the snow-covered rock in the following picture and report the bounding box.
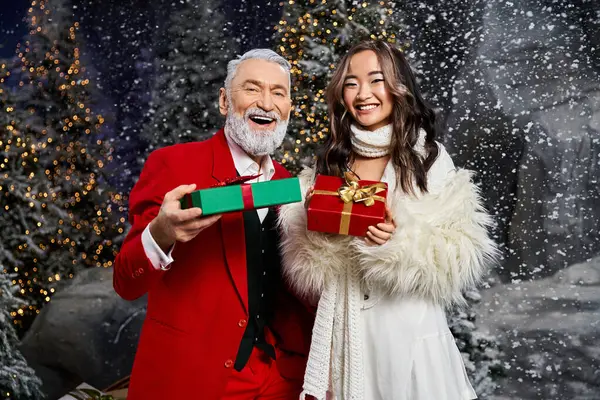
[476,257,600,399]
[19,267,145,400]
[439,0,600,280]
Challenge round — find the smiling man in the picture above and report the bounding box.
[113,49,313,400]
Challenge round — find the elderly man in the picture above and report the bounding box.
[113,49,313,400]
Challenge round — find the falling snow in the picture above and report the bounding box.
[1,0,599,399]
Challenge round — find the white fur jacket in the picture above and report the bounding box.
[277,144,497,308]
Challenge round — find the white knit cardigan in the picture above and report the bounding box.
[277,142,497,400]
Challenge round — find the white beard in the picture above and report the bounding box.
[224,106,289,156]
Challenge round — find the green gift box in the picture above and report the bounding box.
[180,177,302,215]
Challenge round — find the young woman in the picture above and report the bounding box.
[278,40,497,400]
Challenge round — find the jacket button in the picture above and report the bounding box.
[224,359,234,368]
[238,319,247,328]
[137,268,144,274]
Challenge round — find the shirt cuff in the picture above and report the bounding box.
[141,225,175,270]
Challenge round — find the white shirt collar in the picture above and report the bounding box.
[226,136,275,182]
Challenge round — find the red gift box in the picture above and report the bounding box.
[307,173,388,237]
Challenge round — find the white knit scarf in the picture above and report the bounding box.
[300,264,364,400]
[350,123,393,158]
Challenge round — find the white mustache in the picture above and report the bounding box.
[244,107,281,122]
[225,104,289,156]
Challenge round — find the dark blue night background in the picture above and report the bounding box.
[0,2,27,59]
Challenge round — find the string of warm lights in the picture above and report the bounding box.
[0,0,125,332]
[273,0,404,171]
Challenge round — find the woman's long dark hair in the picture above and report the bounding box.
[316,40,439,194]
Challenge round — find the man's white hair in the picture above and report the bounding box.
[224,49,291,92]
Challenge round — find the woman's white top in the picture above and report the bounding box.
[359,287,476,400]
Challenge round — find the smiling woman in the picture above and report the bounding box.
[319,40,440,195]
[341,52,394,131]
[278,39,497,400]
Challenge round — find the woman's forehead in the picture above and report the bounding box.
[347,50,381,74]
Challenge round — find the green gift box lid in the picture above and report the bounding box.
[180,177,302,215]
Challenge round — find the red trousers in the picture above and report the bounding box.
[222,345,302,400]
[222,328,302,400]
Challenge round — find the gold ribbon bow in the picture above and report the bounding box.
[337,172,387,206]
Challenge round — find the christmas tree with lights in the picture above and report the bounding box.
[141,0,239,157]
[0,73,44,393]
[0,0,125,331]
[0,268,44,400]
[273,0,406,171]
[1,57,57,333]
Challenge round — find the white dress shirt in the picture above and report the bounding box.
[141,137,276,270]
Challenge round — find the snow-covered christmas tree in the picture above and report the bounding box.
[448,289,504,397]
[273,0,406,171]
[141,0,239,157]
[1,54,64,333]
[0,57,55,330]
[0,267,44,400]
[1,0,125,330]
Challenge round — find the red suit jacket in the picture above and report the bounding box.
[113,129,313,400]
